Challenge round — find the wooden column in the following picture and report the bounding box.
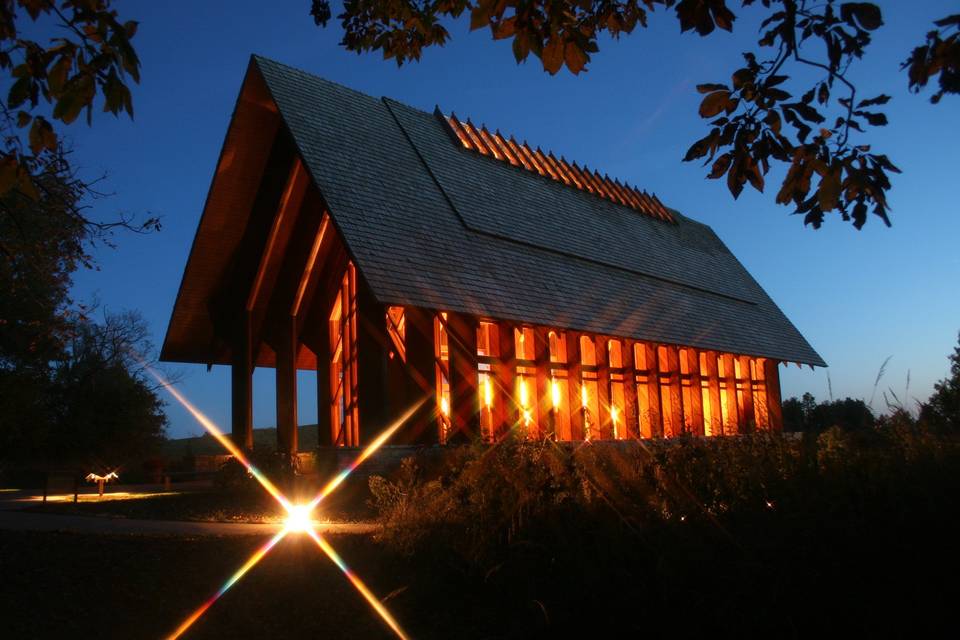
[494,321,516,439]
[703,351,723,437]
[534,327,552,440]
[763,358,784,431]
[738,355,755,432]
[446,312,478,443]
[686,349,705,436]
[403,306,438,444]
[567,333,585,441]
[596,337,612,440]
[662,345,684,438]
[231,311,254,450]
[275,315,298,457]
[720,353,739,435]
[639,342,662,438]
[622,340,639,440]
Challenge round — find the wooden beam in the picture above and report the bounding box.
[764,358,784,431]
[596,337,612,440]
[739,355,755,433]
[685,348,705,436]
[445,312,478,443]
[637,342,662,438]
[702,351,723,437]
[275,315,298,456]
[231,311,254,450]
[662,345,684,438]
[534,327,552,440]
[246,159,307,313]
[622,340,639,440]
[494,320,516,440]
[720,353,739,435]
[566,332,585,441]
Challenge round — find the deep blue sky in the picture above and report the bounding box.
[60,1,959,439]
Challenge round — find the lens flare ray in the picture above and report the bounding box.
[148,365,422,640]
[144,365,291,510]
[305,527,411,640]
[306,397,426,512]
[168,528,288,640]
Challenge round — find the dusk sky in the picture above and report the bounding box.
[61,1,959,439]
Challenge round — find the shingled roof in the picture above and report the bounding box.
[163,55,825,368]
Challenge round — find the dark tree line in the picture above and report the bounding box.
[783,332,960,433]
[0,172,166,468]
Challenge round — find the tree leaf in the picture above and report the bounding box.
[840,3,883,31]
[541,38,564,75]
[699,90,731,117]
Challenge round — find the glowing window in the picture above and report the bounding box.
[516,365,538,436]
[580,336,596,367]
[581,373,600,441]
[515,326,535,361]
[434,314,451,443]
[386,306,406,362]
[477,321,497,357]
[608,340,623,369]
[329,263,357,447]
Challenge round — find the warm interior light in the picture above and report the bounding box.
[519,378,529,408]
[483,374,493,408]
[285,504,314,533]
[581,384,589,408]
[440,396,450,417]
[551,378,561,409]
[611,404,619,425]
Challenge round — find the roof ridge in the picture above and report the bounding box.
[440,109,674,223]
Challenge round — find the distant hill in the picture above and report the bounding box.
[162,424,319,458]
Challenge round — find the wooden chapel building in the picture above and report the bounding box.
[161,56,825,455]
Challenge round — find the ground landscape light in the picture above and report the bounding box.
[145,364,422,640]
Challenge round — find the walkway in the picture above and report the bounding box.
[0,490,377,537]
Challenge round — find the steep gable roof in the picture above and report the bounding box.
[163,55,825,367]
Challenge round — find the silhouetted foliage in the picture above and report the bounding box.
[782,391,874,432]
[920,332,960,430]
[312,1,957,229]
[0,309,167,466]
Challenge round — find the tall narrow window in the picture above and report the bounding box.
[515,327,537,436]
[386,306,406,362]
[434,313,451,443]
[580,336,599,440]
[608,340,626,439]
[548,331,571,440]
[699,351,717,436]
[477,321,498,442]
[329,263,358,447]
[718,355,733,432]
[679,348,694,433]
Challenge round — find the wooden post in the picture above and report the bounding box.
[622,341,639,440]
[534,328,552,439]
[403,306,438,444]
[703,351,723,436]
[567,333,584,441]
[231,311,254,450]
[662,346,684,438]
[275,315,298,457]
[492,321,515,440]
[686,349,705,436]
[720,353,739,435]
[596,337,612,440]
[639,342,663,438]
[739,355,755,433]
[764,358,784,431]
[446,312,478,442]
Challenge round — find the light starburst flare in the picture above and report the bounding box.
[145,365,422,640]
